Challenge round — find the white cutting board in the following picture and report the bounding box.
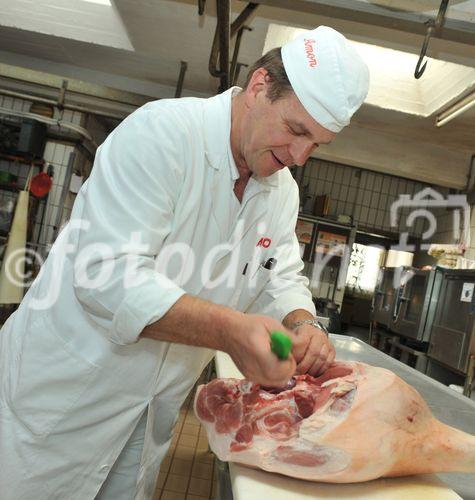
[230,466,461,500]
[214,352,461,500]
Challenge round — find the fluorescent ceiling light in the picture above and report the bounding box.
[81,0,111,4]
[0,0,132,51]
[436,92,475,127]
[263,24,475,119]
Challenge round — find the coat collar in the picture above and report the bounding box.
[203,87,280,188]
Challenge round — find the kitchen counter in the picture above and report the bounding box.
[214,334,475,500]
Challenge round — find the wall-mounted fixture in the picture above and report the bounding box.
[435,91,475,127]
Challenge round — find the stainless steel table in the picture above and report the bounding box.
[214,334,475,499]
[331,334,475,499]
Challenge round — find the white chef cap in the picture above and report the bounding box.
[281,26,369,133]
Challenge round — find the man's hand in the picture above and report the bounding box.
[290,324,335,376]
[223,314,296,388]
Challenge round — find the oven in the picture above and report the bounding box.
[371,267,396,329]
[428,269,475,374]
[390,267,443,343]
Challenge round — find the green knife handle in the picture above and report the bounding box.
[270,331,292,360]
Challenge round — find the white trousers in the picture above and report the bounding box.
[95,410,148,500]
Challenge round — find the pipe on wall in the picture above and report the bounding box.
[0,88,128,121]
[0,106,97,148]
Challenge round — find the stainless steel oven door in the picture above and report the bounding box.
[428,270,475,373]
[371,267,396,328]
[391,269,437,342]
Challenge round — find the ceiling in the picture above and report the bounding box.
[0,1,473,93]
[0,0,474,186]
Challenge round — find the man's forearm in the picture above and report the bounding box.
[140,294,243,351]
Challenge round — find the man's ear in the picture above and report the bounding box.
[243,68,268,107]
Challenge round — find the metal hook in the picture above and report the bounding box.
[174,61,188,98]
[414,0,449,79]
[414,59,427,79]
[208,2,258,91]
[230,26,252,85]
[414,22,433,79]
[198,0,206,16]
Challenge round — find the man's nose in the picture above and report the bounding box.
[290,138,316,166]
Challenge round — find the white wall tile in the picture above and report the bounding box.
[57,165,68,187]
[2,96,13,109]
[398,178,408,194]
[52,144,65,165]
[366,173,376,191]
[333,167,342,185]
[367,208,377,226]
[387,195,397,215]
[378,193,389,210]
[347,187,357,204]
[331,202,339,216]
[373,175,382,192]
[46,226,55,245]
[387,178,399,196]
[375,210,385,228]
[371,191,380,207]
[330,183,341,200]
[341,168,351,184]
[72,111,84,126]
[343,201,352,215]
[315,180,323,194]
[61,109,74,122]
[13,98,23,111]
[317,164,327,179]
[302,158,455,239]
[55,185,64,206]
[360,206,369,223]
[362,190,371,207]
[339,184,349,202]
[43,142,56,162]
[309,177,317,193]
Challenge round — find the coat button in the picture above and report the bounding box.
[100,465,111,472]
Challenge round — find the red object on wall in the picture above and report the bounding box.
[29,172,52,198]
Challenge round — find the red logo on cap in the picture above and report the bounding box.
[304,38,317,68]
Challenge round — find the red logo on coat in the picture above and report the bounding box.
[256,237,272,248]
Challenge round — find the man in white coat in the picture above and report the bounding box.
[0,26,369,499]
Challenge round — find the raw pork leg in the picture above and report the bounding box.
[194,361,475,482]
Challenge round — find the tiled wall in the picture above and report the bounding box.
[302,157,475,273]
[0,95,85,255]
[411,209,475,267]
[428,209,462,244]
[40,140,79,249]
[1,95,471,267]
[301,158,451,239]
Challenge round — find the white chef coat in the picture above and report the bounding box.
[0,87,315,500]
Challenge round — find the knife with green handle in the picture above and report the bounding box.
[264,331,296,393]
[270,330,292,360]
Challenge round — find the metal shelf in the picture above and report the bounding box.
[0,182,20,192]
[0,152,45,167]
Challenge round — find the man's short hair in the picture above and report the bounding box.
[244,47,292,102]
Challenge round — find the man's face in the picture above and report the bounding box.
[235,70,337,178]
